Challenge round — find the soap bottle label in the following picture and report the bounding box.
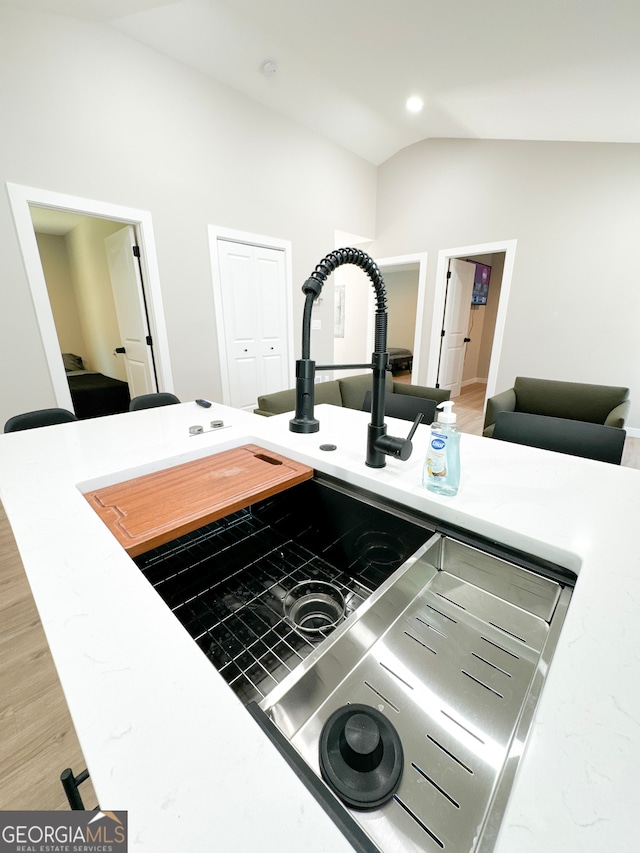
[427,432,448,478]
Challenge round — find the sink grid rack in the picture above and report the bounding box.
[134,505,372,705]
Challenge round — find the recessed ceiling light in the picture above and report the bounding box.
[406,96,424,113]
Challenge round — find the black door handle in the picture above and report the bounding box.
[115,346,126,354]
[463,337,471,343]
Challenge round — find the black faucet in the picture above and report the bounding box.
[289,248,420,468]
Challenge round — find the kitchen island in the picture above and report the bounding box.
[0,401,638,852]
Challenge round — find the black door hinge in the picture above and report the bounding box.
[446,270,451,279]
[132,245,141,258]
[440,329,446,337]
[146,335,153,346]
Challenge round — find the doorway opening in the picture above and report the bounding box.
[374,253,428,385]
[7,184,173,416]
[427,241,517,430]
[32,210,158,417]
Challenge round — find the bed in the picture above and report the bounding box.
[63,353,131,420]
[388,347,413,375]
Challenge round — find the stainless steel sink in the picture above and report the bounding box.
[133,475,435,704]
[260,531,573,853]
[133,473,574,853]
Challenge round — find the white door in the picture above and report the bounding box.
[217,240,289,410]
[437,258,475,398]
[105,226,156,398]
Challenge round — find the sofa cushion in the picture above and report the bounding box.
[338,373,393,410]
[514,377,630,425]
[256,379,342,415]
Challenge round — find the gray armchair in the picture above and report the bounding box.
[493,411,626,464]
[483,377,630,437]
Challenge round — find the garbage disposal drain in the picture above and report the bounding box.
[284,581,346,637]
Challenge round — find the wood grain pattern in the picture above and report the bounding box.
[0,501,97,810]
[85,444,313,556]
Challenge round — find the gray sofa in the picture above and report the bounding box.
[483,376,630,437]
[255,373,450,417]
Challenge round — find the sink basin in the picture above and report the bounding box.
[134,473,574,853]
[133,474,435,704]
[258,529,574,853]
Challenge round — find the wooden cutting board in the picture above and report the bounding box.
[85,444,313,557]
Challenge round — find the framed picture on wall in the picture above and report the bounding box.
[334,285,345,337]
[471,262,491,305]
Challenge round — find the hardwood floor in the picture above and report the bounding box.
[395,373,487,435]
[449,382,486,435]
[0,505,96,810]
[1,382,637,810]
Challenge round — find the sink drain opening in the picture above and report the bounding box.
[285,581,346,637]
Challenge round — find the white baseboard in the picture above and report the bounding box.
[626,426,640,438]
[461,377,488,387]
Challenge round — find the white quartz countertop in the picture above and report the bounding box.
[1,401,638,853]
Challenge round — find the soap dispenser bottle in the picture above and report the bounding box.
[424,401,460,496]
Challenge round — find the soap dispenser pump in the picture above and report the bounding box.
[424,400,460,496]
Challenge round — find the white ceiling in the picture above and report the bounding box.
[5,0,640,164]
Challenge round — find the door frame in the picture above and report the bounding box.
[208,224,294,406]
[7,183,174,411]
[374,252,428,382]
[427,240,517,399]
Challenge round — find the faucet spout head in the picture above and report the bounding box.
[289,249,415,466]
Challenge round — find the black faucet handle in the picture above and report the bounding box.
[406,413,424,442]
[373,413,423,462]
[373,433,412,461]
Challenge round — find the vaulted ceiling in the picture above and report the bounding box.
[4,0,640,164]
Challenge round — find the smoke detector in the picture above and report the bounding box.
[260,59,277,77]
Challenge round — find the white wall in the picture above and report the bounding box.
[35,232,87,359]
[333,263,371,376]
[0,7,375,426]
[384,270,418,350]
[374,139,640,428]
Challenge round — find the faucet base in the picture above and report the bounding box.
[290,417,320,434]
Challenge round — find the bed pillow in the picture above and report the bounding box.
[62,353,84,372]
